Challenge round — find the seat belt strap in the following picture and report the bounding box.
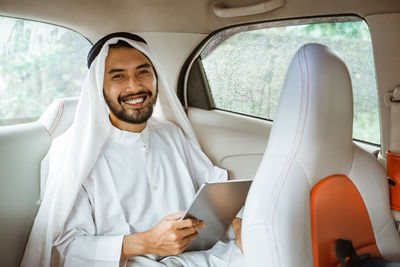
[336,239,361,267]
[385,87,400,223]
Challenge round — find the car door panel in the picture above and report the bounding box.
[187,107,271,180]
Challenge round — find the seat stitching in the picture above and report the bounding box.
[50,101,65,136]
[269,46,311,266]
[48,101,61,135]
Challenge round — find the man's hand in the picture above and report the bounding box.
[121,211,205,260]
[144,211,205,256]
[232,217,243,253]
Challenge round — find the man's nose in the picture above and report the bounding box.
[125,77,142,92]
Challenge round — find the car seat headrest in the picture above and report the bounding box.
[266,43,354,180]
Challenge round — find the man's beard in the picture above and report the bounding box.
[104,89,158,124]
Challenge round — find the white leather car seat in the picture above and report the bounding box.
[242,43,400,266]
[0,97,77,266]
[38,97,78,139]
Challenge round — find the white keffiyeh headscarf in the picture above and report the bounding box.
[21,34,199,267]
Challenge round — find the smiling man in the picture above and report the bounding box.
[103,46,158,131]
[22,33,244,267]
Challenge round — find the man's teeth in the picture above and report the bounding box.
[124,97,144,105]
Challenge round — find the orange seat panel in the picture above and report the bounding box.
[310,175,381,267]
[387,151,400,211]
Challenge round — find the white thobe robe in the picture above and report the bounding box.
[52,118,244,267]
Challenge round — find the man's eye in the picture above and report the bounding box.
[138,69,150,75]
[112,74,123,79]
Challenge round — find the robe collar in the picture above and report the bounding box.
[108,121,150,149]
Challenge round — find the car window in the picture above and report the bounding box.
[0,16,91,126]
[198,17,379,144]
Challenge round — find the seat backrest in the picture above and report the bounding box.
[38,97,78,139]
[0,97,78,266]
[242,44,400,266]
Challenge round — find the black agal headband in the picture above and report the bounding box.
[87,32,147,69]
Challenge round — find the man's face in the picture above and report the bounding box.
[103,47,158,125]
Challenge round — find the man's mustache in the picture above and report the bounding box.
[118,91,153,103]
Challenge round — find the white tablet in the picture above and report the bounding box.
[181,179,252,251]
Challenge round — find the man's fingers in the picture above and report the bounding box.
[165,211,185,221]
[236,239,243,254]
[232,217,242,233]
[232,217,242,226]
[178,231,199,246]
[175,218,204,229]
[176,226,199,239]
[174,232,199,254]
[183,231,199,242]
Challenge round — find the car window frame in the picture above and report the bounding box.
[0,15,93,126]
[178,14,380,147]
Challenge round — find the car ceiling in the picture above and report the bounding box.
[0,0,399,41]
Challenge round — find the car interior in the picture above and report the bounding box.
[0,0,399,266]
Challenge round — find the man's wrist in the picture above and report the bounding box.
[121,232,150,259]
